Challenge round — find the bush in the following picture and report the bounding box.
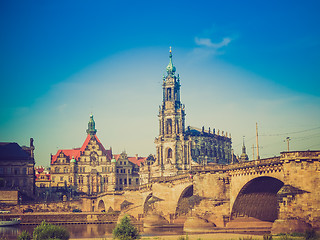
[177,234,189,240]
[113,215,140,240]
[18,230,31,240]
[305,229,317,240]
[239,237,253,240]
[278,235,296,240]
[263,234,272,240]
[33,221,70,240]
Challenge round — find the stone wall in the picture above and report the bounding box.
[5,199,84,213]
[279,156,320,227]
[0,190,18,205]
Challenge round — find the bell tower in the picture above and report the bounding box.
[155,48,186,173]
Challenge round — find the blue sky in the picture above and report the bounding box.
[1,0,319,166]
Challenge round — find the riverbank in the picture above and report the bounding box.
[70,233,265,240]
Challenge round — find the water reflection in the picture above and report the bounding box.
[0,223,184,239]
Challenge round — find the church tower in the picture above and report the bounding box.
[155,48,187,175]
[240,137,249,161]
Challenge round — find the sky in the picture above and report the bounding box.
[1,0,320,167]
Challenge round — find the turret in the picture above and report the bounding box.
[86,115,97,136]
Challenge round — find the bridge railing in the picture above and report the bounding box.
[190,157,282,173]
[280,150,320,160]
[150,174,191,183]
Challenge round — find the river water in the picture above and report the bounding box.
[0,223,185,239]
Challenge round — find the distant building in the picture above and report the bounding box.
[35,166,51,188]
[113,152,146,190]
[0,139,35,201]
[35,166,51,201]
[240,138,249,162]
[141,49,234,180]
[50,115,146,195]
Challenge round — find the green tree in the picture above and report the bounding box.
[33,221,70,240]
[18,230,31,240]
[113,215,140,240]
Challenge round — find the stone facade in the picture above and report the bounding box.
[0,139,35,201]
[50,115,146,195]
[35,166,51,188]
[141,49,233,181]
[89,150,320,232]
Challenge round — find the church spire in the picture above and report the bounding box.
[166,47,176,76]
[86,114,97,136]
[240,136,249,161]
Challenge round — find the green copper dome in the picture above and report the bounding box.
[166,47,176,76]
[71,156,76,163]
[111,157,116,163]
[86,114,97,136]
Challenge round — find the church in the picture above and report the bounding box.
[140,49,234,181]
[50,49,237,194]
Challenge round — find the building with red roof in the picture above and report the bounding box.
[50,115,146,195]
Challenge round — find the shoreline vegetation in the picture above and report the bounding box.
[69,234,265,240]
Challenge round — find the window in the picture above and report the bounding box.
[22,168,27,175]
[13,179,18,187]
[167,148,172,158]
[136,178,139,184]
[124,161,126,165]
[167,88,172,100]
[119,179,122,184]
[124,179,127,185]
[52,177,55,182]
[7,167,12,174]
[60,177,63,181]
[166,119,172,134]
[129,178,131,185]
[6,179,12,187]
[0,167,3,174]
[14,168,20,175]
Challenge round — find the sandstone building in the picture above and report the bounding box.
[35,166,51,188]
[141,49,233,180]
[0,139,35,201]
[50,115,146,195]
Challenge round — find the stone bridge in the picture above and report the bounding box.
[88,151,320,229]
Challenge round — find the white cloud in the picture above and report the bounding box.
[195,37,231,49]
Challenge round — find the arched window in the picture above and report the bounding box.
[167,148,172,158]
[167,88,172,101]
[166,119,172,134]
[176,120,179,134]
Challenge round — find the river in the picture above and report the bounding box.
[0,223,185,239]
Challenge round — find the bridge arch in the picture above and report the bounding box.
[143,193,153,214]
[97,199,105,212]
[231,176,284,222]
[175,184,194,216]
